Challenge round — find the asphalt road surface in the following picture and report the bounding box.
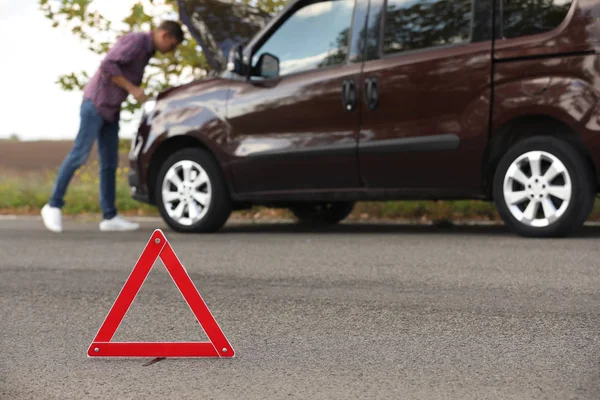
[2,217,600,399]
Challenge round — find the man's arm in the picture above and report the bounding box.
[111,75,148,103]
[100,34,148,103]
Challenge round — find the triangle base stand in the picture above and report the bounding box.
[87,229,234,358]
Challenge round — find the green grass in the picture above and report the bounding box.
[0,160,157,216]
[3,153,600,222]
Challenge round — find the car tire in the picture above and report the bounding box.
[290,201,355,225]
[492,135,595,238]
[155,147,232,233]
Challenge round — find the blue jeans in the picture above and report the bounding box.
[49,98,119,220]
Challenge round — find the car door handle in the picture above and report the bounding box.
[365,77,379,111]
[342,79,357,112]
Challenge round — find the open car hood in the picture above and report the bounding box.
[177,0,273,72]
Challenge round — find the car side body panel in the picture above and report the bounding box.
[357,41,493,191]
[354,0,494,191]
[220,0,366,194]
[490,0,600,183]
[224,64,364,194]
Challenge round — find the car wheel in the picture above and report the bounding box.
[492,135,595,238]
[290,201,355,225]
[155,147,231,233]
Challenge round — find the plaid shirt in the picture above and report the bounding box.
[83,31,155,123]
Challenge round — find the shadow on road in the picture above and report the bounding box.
[219,221,600,238]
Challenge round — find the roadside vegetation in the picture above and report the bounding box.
[3,142,600,222]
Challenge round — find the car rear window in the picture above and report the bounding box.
[502,0,573,39]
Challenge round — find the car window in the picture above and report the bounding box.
[252,0,355,77]
[383,0,472,54]
[501,0,572,39]
[382,0,473,56]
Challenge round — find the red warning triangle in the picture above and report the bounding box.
[87,229,234,358]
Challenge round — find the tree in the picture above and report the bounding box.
[38,0,287,121]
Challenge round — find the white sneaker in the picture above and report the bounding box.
[99,215,140,232]
[41,204,63,233]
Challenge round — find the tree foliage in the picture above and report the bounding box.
[38,0,286,120]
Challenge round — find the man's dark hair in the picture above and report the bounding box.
[158,20,185,42]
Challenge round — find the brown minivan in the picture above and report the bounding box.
[128,0,600,237]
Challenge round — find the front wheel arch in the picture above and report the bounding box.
[154,147,233,233]
[482,115,598,199]
[147,135,233,205]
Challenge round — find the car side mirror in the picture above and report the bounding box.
[256,53,280,79]
[227,44,246,75]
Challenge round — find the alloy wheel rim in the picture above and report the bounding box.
[161,160,212,226]
[503,150,572,228]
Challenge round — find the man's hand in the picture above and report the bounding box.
[130,86,149,103]
[111,75,149,103]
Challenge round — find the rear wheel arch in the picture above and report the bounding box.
[491,135,596,237]
[482,114,598,198]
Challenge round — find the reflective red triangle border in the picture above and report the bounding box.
[87,229,234,358]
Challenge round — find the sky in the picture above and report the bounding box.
[0,0,151,141]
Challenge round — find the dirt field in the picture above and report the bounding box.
[0,140,130,173]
